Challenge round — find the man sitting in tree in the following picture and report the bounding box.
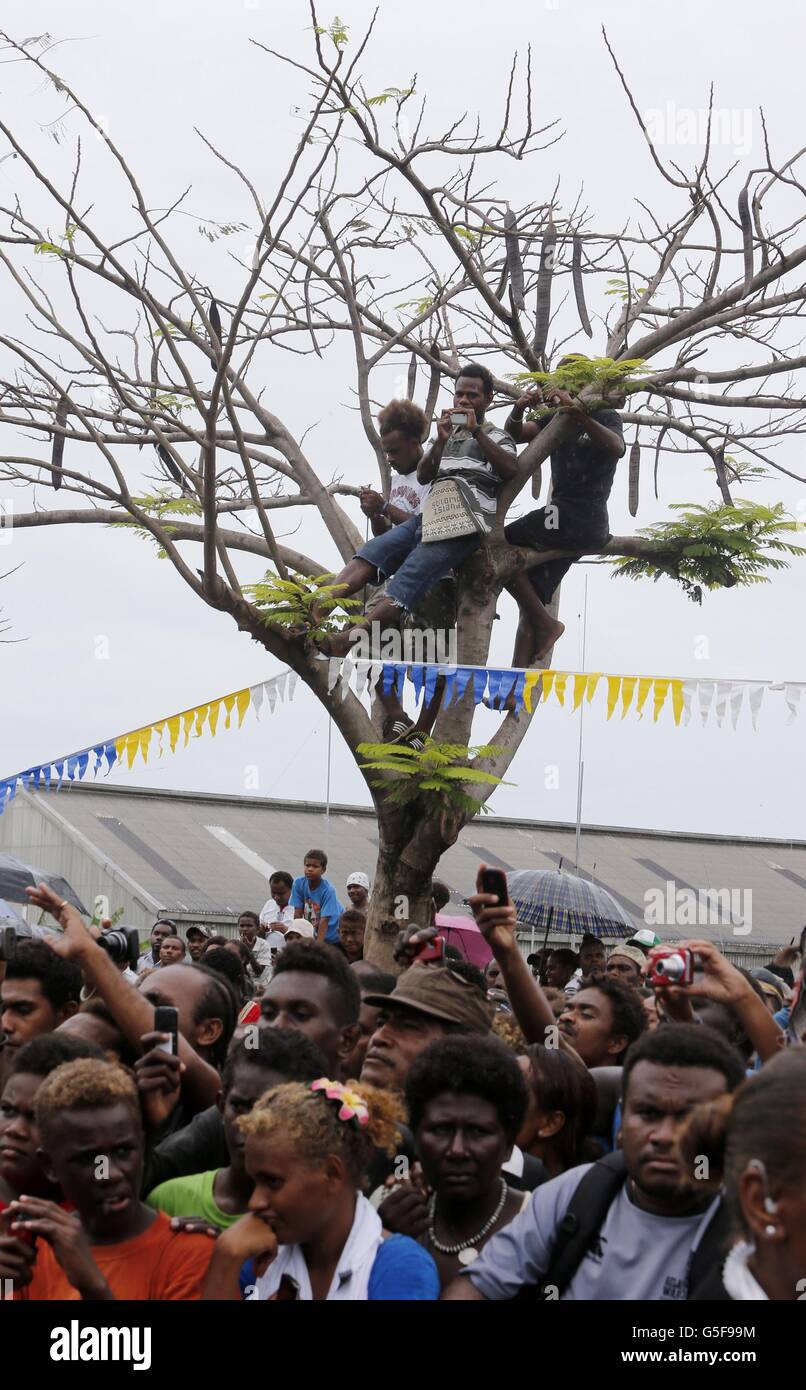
[502,371,626,668]
[315,364,518,661]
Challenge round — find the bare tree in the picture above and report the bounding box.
[0,17,804,967]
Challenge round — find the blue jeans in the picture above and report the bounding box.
[357,514,481,612]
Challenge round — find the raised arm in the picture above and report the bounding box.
[26,885,221,1112]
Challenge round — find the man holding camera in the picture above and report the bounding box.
[315,364,517,658]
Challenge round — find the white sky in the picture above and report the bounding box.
[0,0,804,851]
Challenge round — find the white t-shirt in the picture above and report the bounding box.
[389,473,430,516]
[259,901,296,930]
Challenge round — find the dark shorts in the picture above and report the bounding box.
[505,503,610,606]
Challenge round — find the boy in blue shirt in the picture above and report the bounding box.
[289,850,344,945]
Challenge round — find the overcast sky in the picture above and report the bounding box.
[1,0,804,854]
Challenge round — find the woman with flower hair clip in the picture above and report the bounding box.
[202,1078,439,1301]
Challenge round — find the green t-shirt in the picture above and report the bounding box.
[146,1168,241,1230]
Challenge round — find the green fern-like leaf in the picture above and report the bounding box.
[242,570,360,636]
[357,738,511,814]
[611,500,806,604]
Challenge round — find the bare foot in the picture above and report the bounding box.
[534,618,565,662]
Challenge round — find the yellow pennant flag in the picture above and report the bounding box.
[586,674,602,703]
[182,710,195,747]
[540,670,556,703]
[208,701,221,738]
[572,674,587,710]
[223,693,237,728]
[125,731,141,769]
[554,672,569,707]
[193,704,209,738]
[167,715,181,753]
[606,676,622,720]
[620,676,637,719]
[236,689,251,727]
[671,679,685,727]
[653,678,671,722]
[636,676,653,717]
[138,727,152,763]
[523,671,543,713]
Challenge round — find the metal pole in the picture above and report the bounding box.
[574,575,589,873]
[325,714,333,853]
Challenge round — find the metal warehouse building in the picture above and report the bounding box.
[1,782,803,965]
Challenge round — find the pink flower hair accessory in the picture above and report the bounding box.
[310,1078,370,1128]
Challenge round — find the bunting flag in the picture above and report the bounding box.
[1,660,803,817]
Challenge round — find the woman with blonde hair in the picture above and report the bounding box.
[202,1078,439,1301]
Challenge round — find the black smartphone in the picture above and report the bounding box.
[153,1005,179,1055]
[480,868,508,906]
[0,927,17,961]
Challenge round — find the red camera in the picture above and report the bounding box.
[649,947,695,988]
[413,936,445,964]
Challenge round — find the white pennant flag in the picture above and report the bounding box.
[715,681,732,728]
[327,658,343,693]
[287,671,299,702]
[698,680,715,726]
[681,679,696,727]
[250,684,265,718]
[785,683,802,724]
[353,661,372,699]
[340,659,355,700]
[368,661,383,694]
[265,678,278,713]
[275,672,288,703]
[729,683,744,730]
[748,685,765,730]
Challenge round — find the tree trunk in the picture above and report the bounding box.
[363,801,463,973]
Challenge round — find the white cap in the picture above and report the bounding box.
[265,931,286,952]
[284,922,316,940]
[346,872,370,890]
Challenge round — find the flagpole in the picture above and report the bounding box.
[574,576,589,873]
[325,713,333,853]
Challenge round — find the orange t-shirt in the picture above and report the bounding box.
[16,1209,214,1301]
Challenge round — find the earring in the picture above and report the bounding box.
[765,1224,777,1238]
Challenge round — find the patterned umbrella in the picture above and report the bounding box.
[508,869,635,941]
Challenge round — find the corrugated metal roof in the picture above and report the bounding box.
[4,783,802,948]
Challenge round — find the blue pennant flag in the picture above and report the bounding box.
[424,664,441,707]
[103,743,118,774]
[442,669,459,708]
[77,751,90,780]
[511,671,526,712]
[54,761,65,789]
[409,665,425,702]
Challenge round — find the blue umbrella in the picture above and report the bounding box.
[509,868,635,944]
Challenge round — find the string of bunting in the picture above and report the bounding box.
[1,661,802,816]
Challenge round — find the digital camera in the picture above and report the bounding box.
[649,947,695,987]
[96,926,141,971]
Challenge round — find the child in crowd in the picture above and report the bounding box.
[290,850,344,945]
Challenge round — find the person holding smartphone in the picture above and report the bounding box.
[313,364,517,658]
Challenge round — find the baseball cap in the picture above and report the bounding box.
[608,944,647,970]
[185,925,210,940]
[363,963,492,1032]
[265,930,286,952]
[628,929,661,951]
[284,922,316,940]
[346,872,370,890]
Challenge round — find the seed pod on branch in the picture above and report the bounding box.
[406,350,417,400]
[628,436,640,516]
[714,447,733,505]
[157,442,189,496]
[504,208,525,312]
[51,394,68,490]
[533,216,557,359]
[738,187,753,293]
[653,424,668,500]
[572,235,592,338]
[209,297,223,365]
[149,346,159,404]
[423,342,441,436]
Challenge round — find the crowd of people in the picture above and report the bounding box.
[1,846,803,1303]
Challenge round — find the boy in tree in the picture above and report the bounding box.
[3,1058,214,1299]
[290,851,344,946]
